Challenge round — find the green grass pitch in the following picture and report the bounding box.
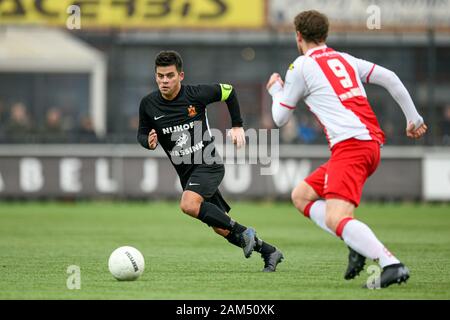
[0,201,449,299]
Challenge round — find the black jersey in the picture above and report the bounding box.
[138,84,242,179]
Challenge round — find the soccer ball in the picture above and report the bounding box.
[108,246,145,281]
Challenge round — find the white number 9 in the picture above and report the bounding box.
[327,58,353,88]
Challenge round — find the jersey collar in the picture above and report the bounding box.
[304,45,328,57]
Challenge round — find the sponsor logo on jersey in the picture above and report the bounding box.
[169,141,205,157]
[162,122,195,135]
[175,133,189,147]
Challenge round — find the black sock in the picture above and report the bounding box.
[225,231,241,248]
[198,202,246,232]
[226,232,276,255]
[254,237,276,255]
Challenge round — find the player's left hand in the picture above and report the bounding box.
[228,127,246,148]
[406,121,428,139]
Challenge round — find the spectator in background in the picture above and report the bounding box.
[128,114,139,132]
[40,107,65,142]
[298,114,318,144]
[78,115,98,143]
[5,102,33,141]
[44,108,64,133]
[441,105,450,145]
[123,115,140,143]
[382,120,397,144]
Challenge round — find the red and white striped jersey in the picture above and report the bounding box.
[271,45,387,147]
[271,45,424,148]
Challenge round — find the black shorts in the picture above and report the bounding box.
[180,164,231,213]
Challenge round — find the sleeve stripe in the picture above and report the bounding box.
[280,102,296,110]
[220,84,233,101]
[366,64,376,83]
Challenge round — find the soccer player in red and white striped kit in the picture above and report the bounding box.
[266,10,427,288]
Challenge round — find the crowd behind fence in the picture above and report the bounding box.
[1,33,449,146]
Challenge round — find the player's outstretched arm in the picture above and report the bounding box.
[219,84,246,148]
[197,83,245,148]
[356,60,427,139]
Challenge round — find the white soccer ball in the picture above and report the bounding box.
[108,246,145,281]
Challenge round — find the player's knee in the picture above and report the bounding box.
[179,200,200,217]
[290,187,300,208]
[291,187,307,213]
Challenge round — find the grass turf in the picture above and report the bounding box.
[0,201,449,299]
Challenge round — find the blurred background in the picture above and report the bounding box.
[0,0,449,202]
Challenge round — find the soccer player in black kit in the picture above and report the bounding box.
[137,51,283,272]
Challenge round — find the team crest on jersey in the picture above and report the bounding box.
[289,63,294,70]
[187,105,197,117]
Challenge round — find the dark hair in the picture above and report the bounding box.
[294,10,329,44]
[154,50,183,73]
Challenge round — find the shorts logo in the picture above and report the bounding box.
[187,105,197,117]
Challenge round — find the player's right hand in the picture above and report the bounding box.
[406,121,427,139]
[148,129,158,149]
[266,73,284,91]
